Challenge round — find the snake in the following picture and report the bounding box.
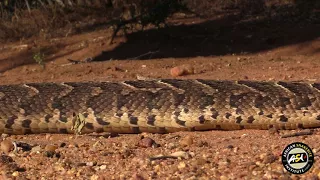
[1,79,320,135]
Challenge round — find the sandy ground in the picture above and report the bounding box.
[0,14,320,179]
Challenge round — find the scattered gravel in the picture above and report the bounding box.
[0,130,319,179]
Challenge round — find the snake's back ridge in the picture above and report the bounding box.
[1,79,320,134]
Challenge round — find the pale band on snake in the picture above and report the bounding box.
[1,79,320,135]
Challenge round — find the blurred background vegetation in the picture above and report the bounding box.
[0,0,319,42]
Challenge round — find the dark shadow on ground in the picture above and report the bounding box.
[0,41,84,73]
[93,8,320,61]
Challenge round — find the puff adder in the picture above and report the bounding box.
[1,79,320,135]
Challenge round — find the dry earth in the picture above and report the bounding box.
[0,14,319,180]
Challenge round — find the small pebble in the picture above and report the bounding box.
[44,145,59,158]
[16,142,32,151]
[180,135,193,147]
[31,146,42,153]
[100,165,107,170]
[226,145,234,149]
[170,65,194,77]
[170,66,184,77]
[177,162,186,170]
[45,145,58,152]
[1,140,14,154]
[170,151,189,159]
[12,171,19,177]
[0,154,14,163]
[138,137,157,148]
[76,162,87,167]
[166,142,177,149]
[45,134,52,140]
[86,161,97,166]
[233,147,239,153]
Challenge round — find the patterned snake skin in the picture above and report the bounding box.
[1,79,320,134]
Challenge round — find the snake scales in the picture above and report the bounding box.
[1,79,320,134]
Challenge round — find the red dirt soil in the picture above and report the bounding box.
[0,14,320,179]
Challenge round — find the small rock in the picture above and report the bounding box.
[170,65,194,77]
[241,134,248,138]
[138,137,158,148]
[233,147,239,153]
[226,145,234,149]
[180,135,193,147]
[0,154,14,164]
[68,143,79,148]
[45,134,52,140]
[153,164,161,172]
[1,140,14,154]
[86,161,97,166]
[45,144,58,152]
[166,142,177,149]
[170,151,189,159]
[12,171,19,177]
[93,141,103,148]
[0,155,20,172]
[100,165,107,170]
[177,162,186,170]
[189,152,195,157]
[16,142,32,151]
[76,162,87,167]
[44,145,59,158]
[170,66,184,77]
[31,146,42,153]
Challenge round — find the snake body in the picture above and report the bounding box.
[1,79,320,134]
